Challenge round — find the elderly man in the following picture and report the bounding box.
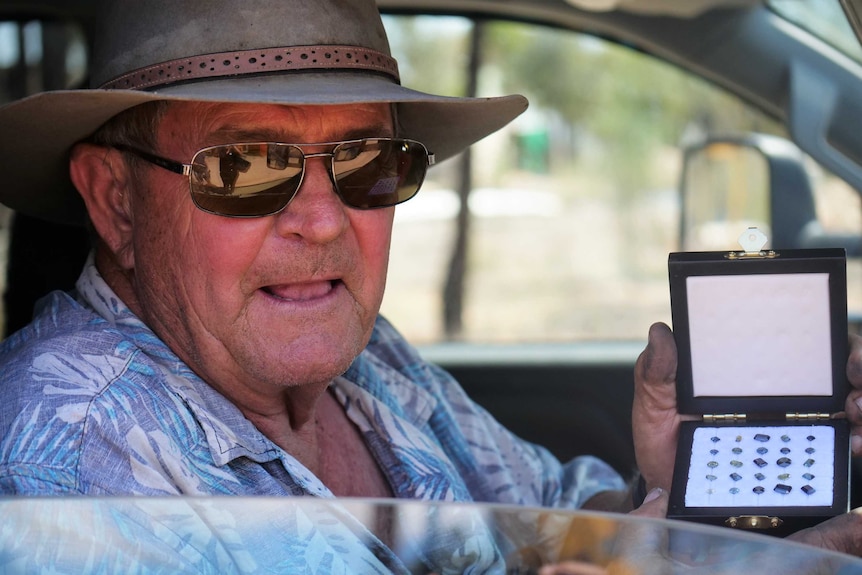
[0,0,861,570]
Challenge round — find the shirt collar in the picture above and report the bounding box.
[76,255,276,465]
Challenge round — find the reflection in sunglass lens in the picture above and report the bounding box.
[333,140,427,209]
[188,139,428,217]
[190,143,304,217]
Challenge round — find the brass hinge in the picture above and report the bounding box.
[703,413,746,422]
[786,412,831,421]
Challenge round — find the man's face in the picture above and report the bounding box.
[120,102,396,401]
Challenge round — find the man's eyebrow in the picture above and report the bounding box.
[208,123,394,143]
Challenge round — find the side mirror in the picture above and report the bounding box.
[679,133,862,254]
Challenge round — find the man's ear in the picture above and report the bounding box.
[69,143,135,269]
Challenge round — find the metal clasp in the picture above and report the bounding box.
[726,515,783,529]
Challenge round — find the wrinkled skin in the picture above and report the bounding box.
[70,101,396,486]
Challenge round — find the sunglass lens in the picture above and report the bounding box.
[190,144,303,217]
[333,139,427,209]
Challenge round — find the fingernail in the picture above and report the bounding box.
[852,435,862,454]
[643,487,663,504]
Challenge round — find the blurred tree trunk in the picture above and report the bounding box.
[442,20,483,339]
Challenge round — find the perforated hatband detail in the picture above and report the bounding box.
[99,45,400,91]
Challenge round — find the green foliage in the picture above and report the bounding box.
[481,21,783,196]
[383,15,784,205]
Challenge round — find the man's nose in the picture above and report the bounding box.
[272,155,349,241]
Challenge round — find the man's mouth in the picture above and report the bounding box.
[262,279,340,301]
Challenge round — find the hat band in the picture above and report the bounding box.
[99,45,400,91]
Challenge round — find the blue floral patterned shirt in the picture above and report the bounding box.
[0,256,625,572]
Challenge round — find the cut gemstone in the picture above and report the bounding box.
[804,458,815,468]
[753,458,767,468]
[777,457,791,467]
[781,434,791,443]
[707,461,719,468]
[803,473,815,481]
[780,447,791,454]
[774,484,792,495]
[730,460,743,468]
[802,485,816,495]
[753,486,765,494]
[754,434,770,442]
[730,473,742,482]
[757,447,768,455]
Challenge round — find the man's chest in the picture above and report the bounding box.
[316,392,394,498]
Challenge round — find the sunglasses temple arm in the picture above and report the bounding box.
[112,144,191,176]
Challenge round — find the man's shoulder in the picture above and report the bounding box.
[0,293,201,495]
[0,290,128,388]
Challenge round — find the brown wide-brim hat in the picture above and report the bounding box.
[0,0,527,225]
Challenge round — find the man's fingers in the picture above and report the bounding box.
[786,509,862,557]
[538,561,607,575]
[634,323,677,407]
[632,323,681,491]
[847,334,862,389]
[629,488,668,519]
[607,494,672,574]
[841,335,862,456]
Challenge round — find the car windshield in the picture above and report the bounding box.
[769,0,862,62]
[3,497,862,572]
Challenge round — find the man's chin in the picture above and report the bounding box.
[242,344,362,388]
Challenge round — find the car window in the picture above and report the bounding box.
[379,14,862,345]
[0,17,87,336]
[0,13,860,342]
[769,0,862,63]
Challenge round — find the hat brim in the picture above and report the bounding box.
[0,72,527,224]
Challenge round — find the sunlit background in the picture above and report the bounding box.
[0,4,859,346]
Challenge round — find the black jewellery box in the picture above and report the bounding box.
[666,246,850,536]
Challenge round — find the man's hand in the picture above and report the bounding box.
[631,322,685,492]
[787,509,862,557]
[844,333,862,456]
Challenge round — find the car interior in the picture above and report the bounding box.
[2,0,862,520]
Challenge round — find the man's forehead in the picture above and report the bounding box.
[164,101,395,144]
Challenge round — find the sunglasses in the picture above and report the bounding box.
[113,138,434,217]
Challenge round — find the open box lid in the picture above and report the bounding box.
[669,242,848,417]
